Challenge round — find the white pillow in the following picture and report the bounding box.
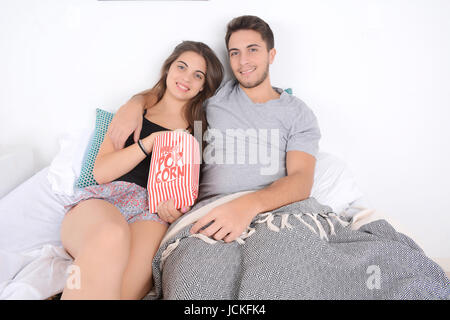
[0,171,74,298]
[310,152,364,214]
[47,125,93,196]
[0,167,73,254]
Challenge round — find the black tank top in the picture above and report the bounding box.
[114,110,170,189]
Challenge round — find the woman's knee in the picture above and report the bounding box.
[120,221,168,299]
[61,199,130,260]
[86,221,131,259]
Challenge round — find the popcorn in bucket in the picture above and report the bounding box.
[147,130,201,214]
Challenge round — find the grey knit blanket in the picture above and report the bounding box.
[147,196,450,300]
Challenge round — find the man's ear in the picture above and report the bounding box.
[269,48,277,64]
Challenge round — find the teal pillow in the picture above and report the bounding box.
[75,108,115,188]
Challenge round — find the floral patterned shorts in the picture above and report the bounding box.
[64,181,168,226]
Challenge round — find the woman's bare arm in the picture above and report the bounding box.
[93,124,164,185]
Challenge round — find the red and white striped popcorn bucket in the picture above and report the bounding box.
[147,130,201,214]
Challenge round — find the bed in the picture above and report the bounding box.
[0,128,448,300]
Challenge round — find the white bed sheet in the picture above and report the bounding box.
[0,245,71,300]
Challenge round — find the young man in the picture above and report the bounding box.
[108,15,321,243]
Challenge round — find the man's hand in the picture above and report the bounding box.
[108,96,145,150]
[157,199,190,224]
[190,197,258,243]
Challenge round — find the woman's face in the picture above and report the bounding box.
[165,51,207,102]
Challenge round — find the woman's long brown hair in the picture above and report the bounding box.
[136,41,224,144]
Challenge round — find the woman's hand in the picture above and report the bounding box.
[141,131,168,154]
[108,94,151,150]
[157,199,191,224]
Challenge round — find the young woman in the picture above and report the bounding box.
[60,41,223,300]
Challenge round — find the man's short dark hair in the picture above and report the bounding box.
[225,15,274,51]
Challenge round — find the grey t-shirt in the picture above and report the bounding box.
[197,79,321,203]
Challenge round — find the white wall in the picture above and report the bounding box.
[1,0,449,260]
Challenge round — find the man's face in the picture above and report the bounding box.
[227,29,276,89]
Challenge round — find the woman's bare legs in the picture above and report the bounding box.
[60,199,131,299]
[120,220,168,299]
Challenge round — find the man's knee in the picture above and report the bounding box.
[161,239,241,299]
